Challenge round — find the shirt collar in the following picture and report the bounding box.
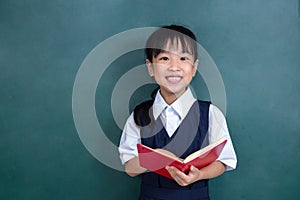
[152,87,197,120]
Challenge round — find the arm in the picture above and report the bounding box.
[125,156,147,177]
[166,160,226,186]
[119,113,147,177]
[208,105,237,171]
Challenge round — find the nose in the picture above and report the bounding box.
[168,57,181,71]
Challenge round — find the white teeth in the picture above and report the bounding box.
[167,77,181,81]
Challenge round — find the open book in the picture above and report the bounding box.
[137,138,227,180]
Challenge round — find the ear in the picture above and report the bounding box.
[146,59,154,77]
[192,59,199,77]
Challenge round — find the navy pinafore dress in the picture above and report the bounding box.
[134,100,211,200]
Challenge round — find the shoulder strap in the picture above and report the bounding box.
[197,100,211,109]
[197,100,211,141]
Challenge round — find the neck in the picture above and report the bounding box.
[162,94,177,105]
[160,88,187,105]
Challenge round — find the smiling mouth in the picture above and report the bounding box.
[166,76,182,84]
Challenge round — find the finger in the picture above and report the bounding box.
[187,166,201,181]
[165,166,177,178]
[190,165,198,173]
[166,166,183,183]
[174,175,180,182]
[166,166,186,179]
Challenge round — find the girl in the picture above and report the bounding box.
[119,25,237,200]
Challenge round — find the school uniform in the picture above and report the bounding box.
[119,87,237,200]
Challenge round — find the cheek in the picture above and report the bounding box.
[153,65,166,76]
[190,66,197,77]
[185,67,196,76]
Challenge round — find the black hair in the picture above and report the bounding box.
[145,25,198,63]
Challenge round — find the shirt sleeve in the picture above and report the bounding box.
[208,104,237,171]
[118,113,141,165]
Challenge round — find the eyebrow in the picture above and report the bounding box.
[159,50,193,56]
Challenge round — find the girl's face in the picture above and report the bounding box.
[146,39,198,104]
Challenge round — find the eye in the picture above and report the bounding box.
[159,57,169,61]
[180,57,189,61]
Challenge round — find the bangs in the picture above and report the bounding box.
[152,36,194,57]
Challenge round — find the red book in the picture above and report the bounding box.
[137,138,227,180]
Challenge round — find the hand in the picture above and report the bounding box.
[165,165,203,186]
[155,148,177,158]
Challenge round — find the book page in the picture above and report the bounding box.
[155,149,183,161]
[183,138,226,163]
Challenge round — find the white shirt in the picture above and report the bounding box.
[119,88,237,171]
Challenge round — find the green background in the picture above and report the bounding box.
[1,0,300,199]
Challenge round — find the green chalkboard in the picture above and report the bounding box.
[1,0,300,199]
